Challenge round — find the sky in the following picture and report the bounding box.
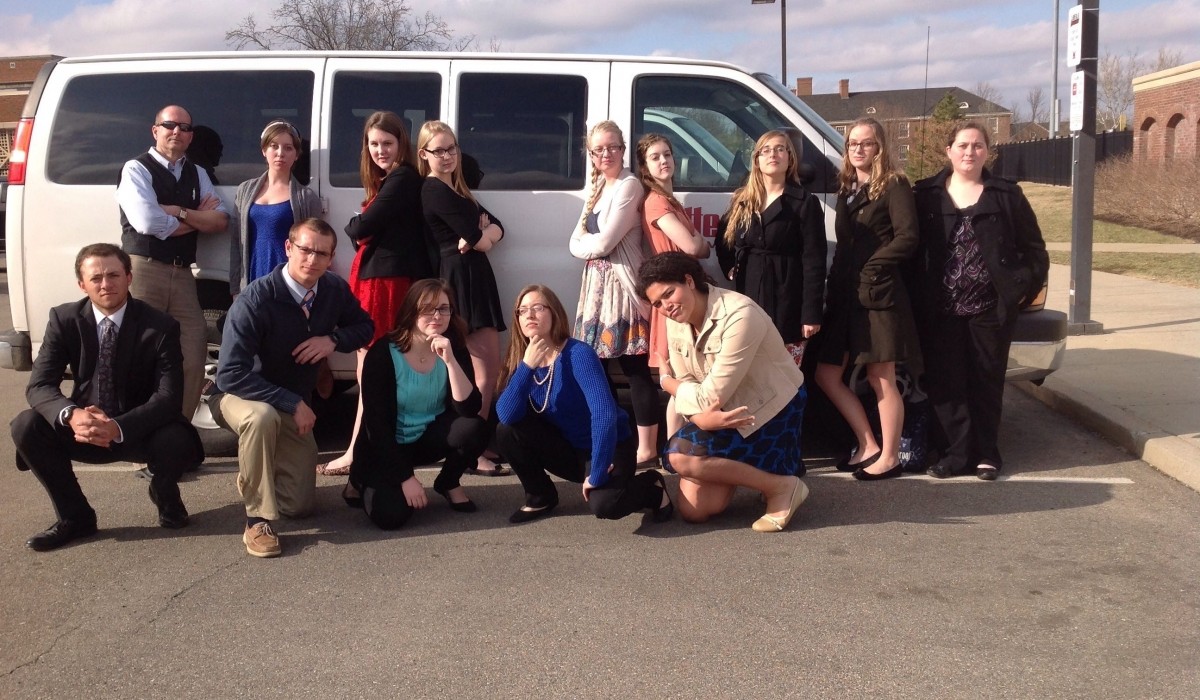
[3,0,1197,121]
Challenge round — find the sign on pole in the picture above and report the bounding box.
[1070,70,1085,132]
[1067,4,1083,66]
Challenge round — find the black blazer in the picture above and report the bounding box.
[345,164,435,280]
[912,167,1049,326]
[25,296,196,447]
[351,337,482,489]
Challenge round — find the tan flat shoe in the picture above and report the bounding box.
[751,478,809,532]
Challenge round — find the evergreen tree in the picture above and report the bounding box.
[906,92,962,181]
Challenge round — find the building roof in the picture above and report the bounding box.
[802,85,1011,123]
[0,55,63,86]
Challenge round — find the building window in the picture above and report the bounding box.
[835,125,846,136]
[988,117,999,134]
[899,144,910,161]
[897,121,910,139]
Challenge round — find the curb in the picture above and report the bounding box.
[1015,378,1200,493]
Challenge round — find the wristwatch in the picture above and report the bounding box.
[176,208,189,222]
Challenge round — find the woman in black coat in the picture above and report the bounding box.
[814,118,922,481]
[717,130,827,362]
[344,279,490,529]
[912,122,1048,480]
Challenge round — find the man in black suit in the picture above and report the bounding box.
[11,243,204,551]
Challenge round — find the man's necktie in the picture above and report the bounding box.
[301,289,315,318]
[97,317,118,415]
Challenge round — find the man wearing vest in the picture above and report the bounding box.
[116,104,229,424]
[211,218,373,558]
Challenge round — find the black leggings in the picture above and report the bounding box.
[495,413,662,520]
[610,354,658,428]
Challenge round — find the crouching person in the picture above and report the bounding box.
[212,218,373,557]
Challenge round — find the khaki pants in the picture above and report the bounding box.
[129,257,208,420]
[213,394,317,521]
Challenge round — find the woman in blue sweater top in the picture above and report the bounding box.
[495,284,673,524]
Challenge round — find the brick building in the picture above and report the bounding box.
[1132,60,1200,163]
[1,55,61,177]
[795,77,1012,165]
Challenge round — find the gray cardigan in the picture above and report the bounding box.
[229,173,323,295]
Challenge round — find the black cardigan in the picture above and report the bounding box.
[345,164,435,280]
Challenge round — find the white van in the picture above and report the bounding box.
[0,51,1064,386]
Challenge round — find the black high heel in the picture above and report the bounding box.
[342,483,363,508]
[434,484,477,513]
[649,471,674,522]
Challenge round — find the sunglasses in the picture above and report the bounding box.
[156,121,193,133]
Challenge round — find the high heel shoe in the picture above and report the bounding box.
[342,483,363,509]
[434,484,477,513]
[853,461,904,481]
[837,449,881,473]
[648,471,674,523]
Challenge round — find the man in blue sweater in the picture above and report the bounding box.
[212,218,373,557]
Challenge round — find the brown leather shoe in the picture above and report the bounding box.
[243,522,281,558]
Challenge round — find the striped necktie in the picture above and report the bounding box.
[301,289,315,318]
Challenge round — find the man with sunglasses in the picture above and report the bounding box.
[210,218,373,557]
[116,104,230,424]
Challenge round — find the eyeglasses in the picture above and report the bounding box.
[419,305,454,318]
[847,140,879,151]
[516,303,548,317]
[756,145,789,157]
[156,121,193,133]
[589,145,625,157]
[290,243,333,260]
[423,146,459,159]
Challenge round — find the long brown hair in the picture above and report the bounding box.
[577,120,626,234]
[416,120,477,206]
[723,130,800,245]
[388,278,467,353]
[635,133,682,211]
[496,284,572,393]
[837,117,902,200]
[359,111,414,206]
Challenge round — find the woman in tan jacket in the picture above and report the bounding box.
[637,252,809,533]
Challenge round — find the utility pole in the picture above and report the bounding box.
[1067,0,1103,334]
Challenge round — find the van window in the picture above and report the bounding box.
[47,71,315,186]
[632,75,835,193]
[328,71,441,188]
[457,73,587,191]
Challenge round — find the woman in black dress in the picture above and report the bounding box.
[814,118,922,481]
[417,120,510,477]
[912,122,1047,480]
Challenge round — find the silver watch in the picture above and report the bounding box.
[177,208,188,222]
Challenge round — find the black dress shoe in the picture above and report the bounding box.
[648,471,674,523]
[508,501,557,524]
[976,464,1000,481]
[928,461,967,479]
[26,519,98,552]
[838,450,881,473]
[148,482,189,529]
[853,462,904,481]
[434,484,478,513]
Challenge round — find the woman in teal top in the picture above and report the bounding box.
[345,278,490,529]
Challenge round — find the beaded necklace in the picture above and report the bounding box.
[528,350,558,414]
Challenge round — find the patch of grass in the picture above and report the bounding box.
[1021,183,1187,244]
[1048,251,1200,288]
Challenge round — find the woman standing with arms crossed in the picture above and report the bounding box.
[495,284,671,525]
[913,122,1047,480]
[318,111,432,477]
[344,279,490,528]
[814,118,921,481]
[230,120,322,296]
[716,130,826,367]
[570,121,658,468]
[417,120,511,477]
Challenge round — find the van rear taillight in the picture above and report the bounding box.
[8,117,33,185]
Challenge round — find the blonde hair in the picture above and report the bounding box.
[577,120,626,234]
[837,117,902,201]
[635,133,682,211]
[416,120,476,206]
[723,130,799,245]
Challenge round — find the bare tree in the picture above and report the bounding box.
[226,0,474,51]
[1096,47,1185,131]
[1026,86,1047,125]
[973,81,1005,111]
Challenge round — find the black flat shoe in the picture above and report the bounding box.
[508,502,557,524]
[976,464,1000,481]
[928,461,967,479]
[853,462,904,481]
[342,483,363,509]
[838,449,881,473]
[26,519,98,552]
[648,471,674,523]
[434,485,478,513]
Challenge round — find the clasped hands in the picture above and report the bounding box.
[69,405,121,448]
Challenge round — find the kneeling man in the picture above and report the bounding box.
[12,243,203,551]
[212,218,372,558]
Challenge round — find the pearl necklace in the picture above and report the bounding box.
[529,352,557,413]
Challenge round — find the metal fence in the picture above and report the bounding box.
[993,131,1133,185]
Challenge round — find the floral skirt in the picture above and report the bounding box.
[573,258,649,359]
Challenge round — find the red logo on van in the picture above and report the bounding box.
[682,207,721,239]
